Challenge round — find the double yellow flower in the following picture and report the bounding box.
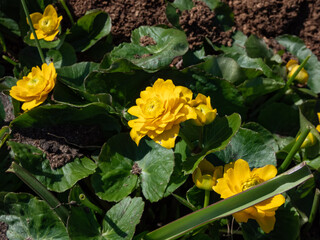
[128,78,217,149]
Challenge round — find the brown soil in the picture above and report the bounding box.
[65,0,320,59]
[0,222,8,240]
[11,124,105,169]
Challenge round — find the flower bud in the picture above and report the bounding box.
[192,159,223,191]
[286,59,309,85]
[190,94,217,126]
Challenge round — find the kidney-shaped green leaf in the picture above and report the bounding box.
[0,192,69,239]
[8,141,97,192]
[212,123,278,168]
[92,133,174,202]
[66,10,112,52]
[110,26,189,71]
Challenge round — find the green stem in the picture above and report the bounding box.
[7,162,69,224]
[308,188,320,225]
[286,55,311,87]
[278,127,311,174]
[79,193,104,215]
[20,0,45,63]
[2,55,18,66]
[203,190,210,208]
[59,0,75,25]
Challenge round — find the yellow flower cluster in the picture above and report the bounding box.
[28,4,62,41]
[193,159,285,233]
[128,78,217,149]
[10,63,57,111]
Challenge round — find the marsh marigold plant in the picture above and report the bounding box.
[128,78,197,149]
[28,4,62,41]
[10,62,57,111]
[213,159,285,233]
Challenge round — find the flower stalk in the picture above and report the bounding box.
[20,0,45,63]
[59,0,75,25]
[278,127,311,174]
[203,190,210,208]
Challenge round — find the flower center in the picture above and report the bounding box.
[39,16,56,33]
[27,76,44,89]
[241,176,264,191]
[144,97,164,118]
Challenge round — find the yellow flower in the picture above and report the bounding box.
[28,4,62,41]
[286,59,309,85]
[213,159,285,233]
[190,93,217,126]
[192,159,223,191]
[10,62,56,111]
[128,78,197,149]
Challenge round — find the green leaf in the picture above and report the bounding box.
[8,141,97,192]
[110,26,189,71]
[68,206,101,240]
[239,77,285,102]
[258,102,299,136]
[102,197,144,240]
[92,133,174,202]
[145,162,312,240]
[66,10,112,52]
[276,34,320,93]
[45,42,77,68]
[186,186,205,210]
[57,62,100,91]
[245,35,273,59]
[10,103,120,138]
[182,113,241,174]
[164,140,189,197]
[0,192,69,239]
[213,124,278,167]
[197,56,246,85]
[91,138,139,202]
[171,0,194,11]
[84,69,151,106]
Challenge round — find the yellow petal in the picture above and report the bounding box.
[252,164,277,182]
[255,215,276,233]
[43,30,59,41]
[233,209,252,223]
[21,94,47,111]
[152,124,179,149]
[43,4,58,19]
[255,194,285,211]
[129,128,145,146]
[213,177,237,199]
[29,12,42,28]
[233,159,251,185]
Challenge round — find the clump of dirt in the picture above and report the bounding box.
[11,124,105,169]
[140,36,157,46]
[67,0,171,45]
[179,1,235,50]
[0,222,8,240]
